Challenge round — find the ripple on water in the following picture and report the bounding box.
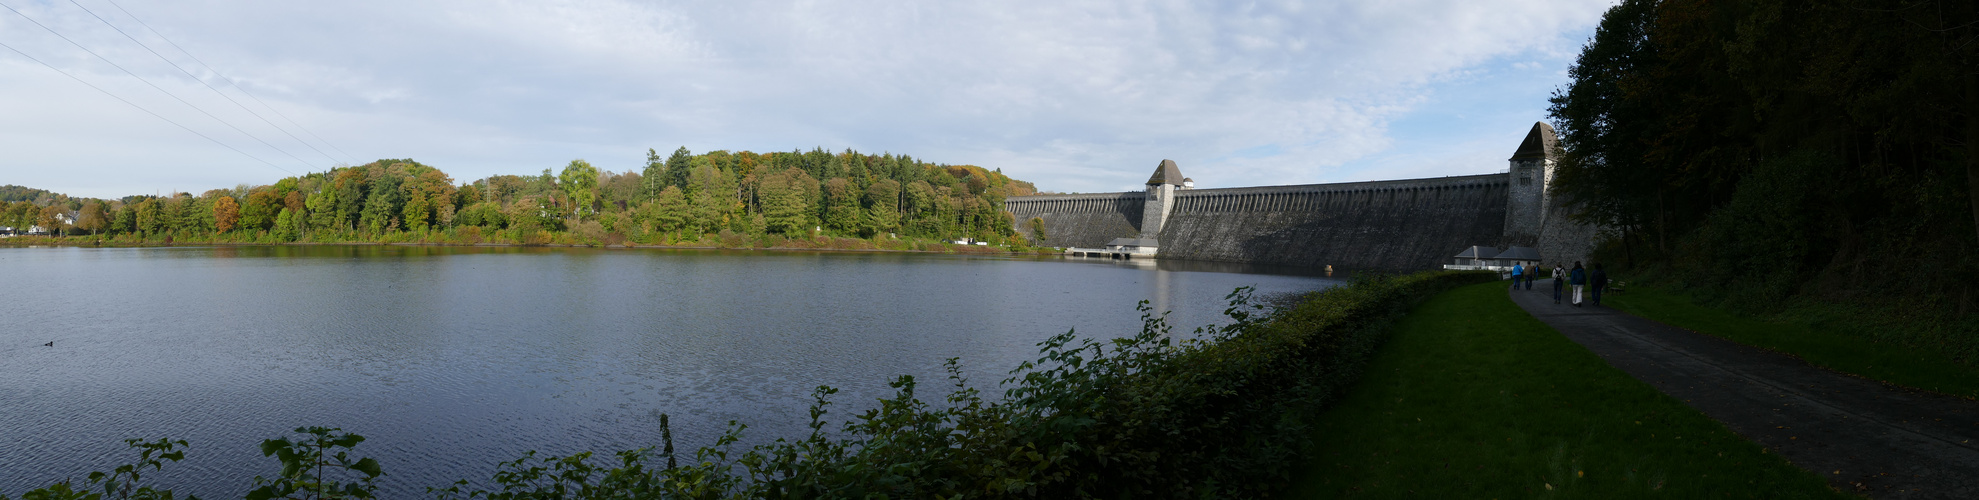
[0,246,1337,497]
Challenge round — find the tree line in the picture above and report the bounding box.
[5,147,1039,245]
[1548,0,1977,316]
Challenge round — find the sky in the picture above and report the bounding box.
[0,0,1615,200]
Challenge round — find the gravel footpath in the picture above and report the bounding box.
[1509,287,1979,499]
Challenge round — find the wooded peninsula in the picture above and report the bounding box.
[2,147,1040,249]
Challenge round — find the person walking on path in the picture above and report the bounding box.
[1510,263,1525,291]
[1569,261,1588,307]
[1525,265,1535,290]
[1590,263,1608,306]
[1551,264,1565,304]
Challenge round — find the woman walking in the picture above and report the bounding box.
[1569,261,1587,307]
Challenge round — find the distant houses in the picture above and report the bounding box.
[3,210,77,236]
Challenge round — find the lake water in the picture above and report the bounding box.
[0,245,1338,496]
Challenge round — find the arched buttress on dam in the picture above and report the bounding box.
[1005,122,1591,271]
[1007,175,1510,270]
[1154,176,1510,270]
[1005,192,1146,248]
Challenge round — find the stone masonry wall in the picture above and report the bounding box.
[1007,192,1145,249]
[1502,158,1549,246]
[1534,203,1601,268]
[1151,175,1510,270]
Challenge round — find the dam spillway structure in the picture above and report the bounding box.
[1005,121,1597,271]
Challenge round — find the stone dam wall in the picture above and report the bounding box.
[1007,174,1512,271]
[1156,175,1509,270]
[1005,192,1147,249]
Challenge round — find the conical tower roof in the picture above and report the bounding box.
[1146,159,1184,186]
[1508,122,1558,161]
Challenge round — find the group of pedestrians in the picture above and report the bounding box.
[1507,261,1607,307]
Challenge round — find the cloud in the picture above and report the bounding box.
[0,0,1612,198]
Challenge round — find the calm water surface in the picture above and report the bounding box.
[0,245,1338,496]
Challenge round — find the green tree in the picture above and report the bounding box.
[306,190,338,232]
[333,169,366,230]
[360,173,403,233]
[272,208,298,241]
[865,179,901,236]
[241,188,281,232]
[559,159,600,222]
[1548,0,1979,312]
[455,183,482,208]
[686,164,734,234]
[761,169,816,236]
[110,203,135,233]
[641,148,667,200]
[664,147,693,189]
[641,186,690,235]
[457,201,505,228]
[135,198,162,235]
[505,196,564,233]
[821,177,863,234]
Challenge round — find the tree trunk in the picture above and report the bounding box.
[1656,189,1669,254]
[1968,111,1979,244]
[1623,225,1636,268]
[1969,151,1978,244]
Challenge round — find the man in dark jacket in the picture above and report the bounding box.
[1569,261,1587,307]
[1590,264,1608,306]
[1551,264,1565,304]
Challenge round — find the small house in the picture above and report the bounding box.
[1452,246,1501,268]
[1104,237,1160,256]
[1491,246,1542,269]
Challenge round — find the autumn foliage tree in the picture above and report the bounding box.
[213,196,240,233]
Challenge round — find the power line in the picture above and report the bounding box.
[101,0,362,165]
[0,38,291,174]
[0,0,318,171]
[68,0,342,166]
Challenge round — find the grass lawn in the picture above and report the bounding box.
[1605,286,1979,399]
[1287,282,1848,499]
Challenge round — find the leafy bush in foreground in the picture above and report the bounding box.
[6,271,1494,499]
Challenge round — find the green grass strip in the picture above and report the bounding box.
[1287,282,1846,499]
[1605,286,1979,399]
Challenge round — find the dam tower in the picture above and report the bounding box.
[1140,159,1187,241]
[1503,122,1558,245]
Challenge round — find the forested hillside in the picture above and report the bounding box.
[1549,0,1976,358]
[1,148,1037,246]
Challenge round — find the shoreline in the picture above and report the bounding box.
[0,236,1056,257]
[0,236,1355,277]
